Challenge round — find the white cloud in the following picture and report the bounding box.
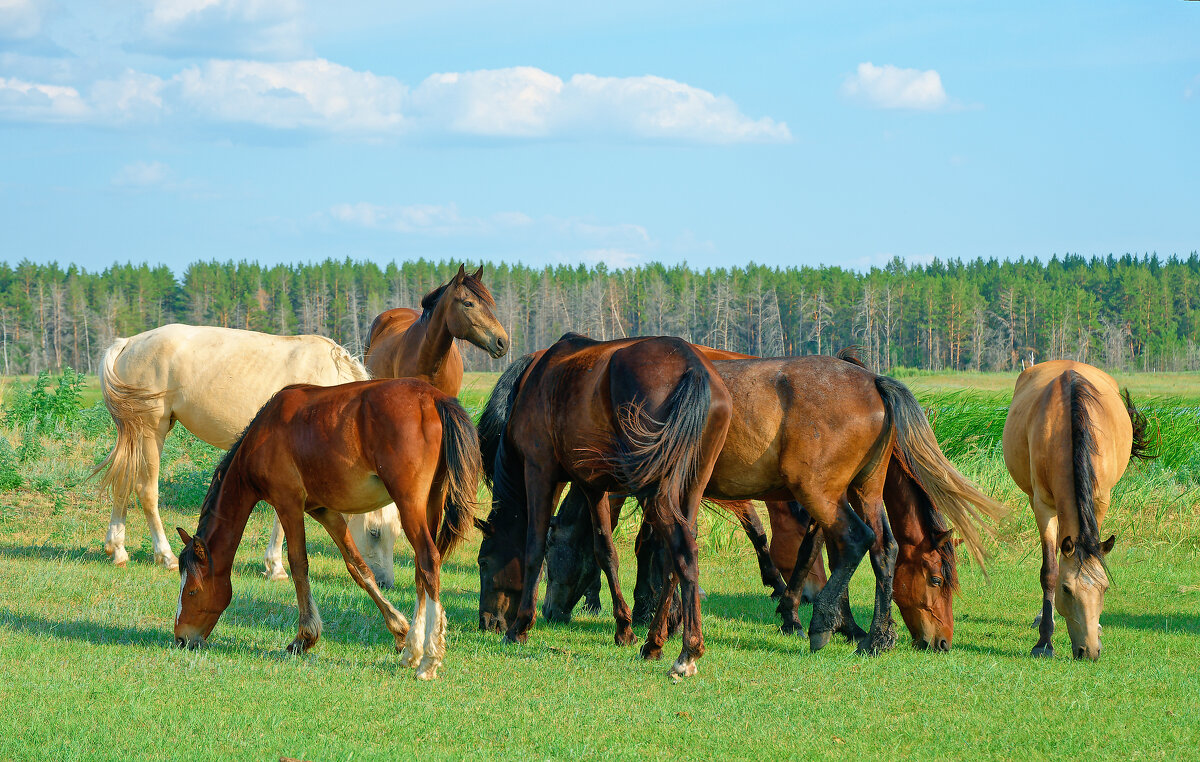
[173,59,407,133]
[411,67,790,143]
[576,248,643,268]
[113,160,171,187]
[0,0,45,40]
[328,202,533,236]
[0,76,88,122]
[843,62,949,111]
[136,0,305,58]
[0,59,788,144]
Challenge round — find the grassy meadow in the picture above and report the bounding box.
[0,369,1197,760]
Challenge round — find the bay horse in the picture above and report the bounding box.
[1002,360,1154,660]
[481,349,1003,656]
[93,324,368,570]
[478,333,732,677]
[174,378,481,681]
[264,264,508,585]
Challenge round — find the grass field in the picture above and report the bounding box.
[0,369,1198,760]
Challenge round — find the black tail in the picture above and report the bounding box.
[1067,371,1103,561]
[479,353,538,488]
[435,397,483,556]
[1123,388,1158,462]
[875,375,1009,572]
[613,347,716,523]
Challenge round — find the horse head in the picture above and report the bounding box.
[431,264,509,359]
[173,527,232,649]
[1056,533,1115,660]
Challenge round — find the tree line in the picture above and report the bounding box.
[1,253,1198,377]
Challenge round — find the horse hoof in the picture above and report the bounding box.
[502,631,528,646]
[1031,644,1054,658]
[157,554,179,571]
[286,639,309,655]
[415,666,439,681]
[809,629,832,653]
[780,621,806,638]
[640,643,663,661]
[669,659,697,678]
[615,629,639,647]
[112,548,130,567]
[399,648,422,668]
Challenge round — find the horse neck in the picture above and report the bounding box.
[411,298,457,381]
[198,473,259,577]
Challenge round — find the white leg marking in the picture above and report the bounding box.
[416,598,447,681]
[400,593,426,668]
[263,518,289,580]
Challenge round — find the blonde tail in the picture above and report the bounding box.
[90,338,163,509]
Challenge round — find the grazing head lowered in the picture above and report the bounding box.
[427,265,509,359]
[174,527,230,649]
[1056,534,1115,660]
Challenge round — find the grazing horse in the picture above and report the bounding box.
[174,378,481,681]
[478,334,732,677]
[482,350,1003,655]
[1002,360,1154,660]
[264,265,508,585]
[93,324,368,570]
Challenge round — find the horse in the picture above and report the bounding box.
[1002,360,1154,660]
[481,348,1004,656]
[263,264,508,585]
[174,378,481,681]
[93,324,368,570]
[477,333,732,677]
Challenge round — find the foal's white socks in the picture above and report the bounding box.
[400,593,447,680]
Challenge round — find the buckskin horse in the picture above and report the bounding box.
[481,347,1005,656]
[263,265,508,586]
[477,333,732,677]
[1002,360,1154,660]
[174,378,481,681]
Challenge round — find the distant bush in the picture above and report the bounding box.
[3,369,88,462]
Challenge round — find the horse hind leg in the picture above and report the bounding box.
[276,504,321,654]
[135,423,176,570]
[1031,501,1058,658]
[263,517,289,581]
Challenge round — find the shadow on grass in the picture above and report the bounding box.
[0,541,117,565]
[0,608,170,649]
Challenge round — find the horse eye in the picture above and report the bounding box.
[188,589,198,596]
[369,527,381,539]
[462,300,475,308]
[930,576,943,587]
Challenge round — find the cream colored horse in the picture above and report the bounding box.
[94,324,369,570]
[1002,360,1153,660]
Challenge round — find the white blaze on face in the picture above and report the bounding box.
[176,570,188,626]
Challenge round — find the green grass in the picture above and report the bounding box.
[0,370,1198,760]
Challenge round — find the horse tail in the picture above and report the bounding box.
[330,340,370,381]
[614,345,715,524]
[478,352,538,488]
[1122,388,1157,462]
[1066,371,1104,560]
[90,338,164,509]
[435,396,483,556]
[875,375,1009,573]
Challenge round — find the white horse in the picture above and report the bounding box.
[94,324,370,570]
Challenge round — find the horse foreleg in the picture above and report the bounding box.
[307,507,410,652]
[776,513,821,636]
[588,490,637,646]
[263,517,289,581]
[855,489,898,655]
[1031,501,1059,658]
[742,501,787,598]
[277,506,320,654]
[503,466,558,645]
[662,491,706,678]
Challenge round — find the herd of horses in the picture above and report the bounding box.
[88,265,1155,679]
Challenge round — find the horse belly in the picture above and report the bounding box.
[315,475,393,515]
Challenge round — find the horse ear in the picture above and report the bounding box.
[192,537,208,564]
[1061,535,1076,557]
[176,527,192,546]
[455,264,466,280]
[1101,534,1117,555]
[474,517,494,536]
[933,528,954,550]
[471,264,484,281]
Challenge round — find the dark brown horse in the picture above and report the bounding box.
[477,333,731,677]
[485,350,1004,655]
[174,378,481,681]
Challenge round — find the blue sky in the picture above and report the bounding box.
[1,0,1197,273]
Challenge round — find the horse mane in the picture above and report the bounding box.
[420,273,496,312]
[835,345,867,368]
[892,452,961,593]
[1067,371,1103,561]
[179,397,273,587]
[1123,388,1158,462]
[478,353,538,488]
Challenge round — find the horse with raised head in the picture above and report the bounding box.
[93,324,368,571]
[477,334,732,677]
[1002,360,1154,660]
[264,264,508,585]
[174,378,481,681]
